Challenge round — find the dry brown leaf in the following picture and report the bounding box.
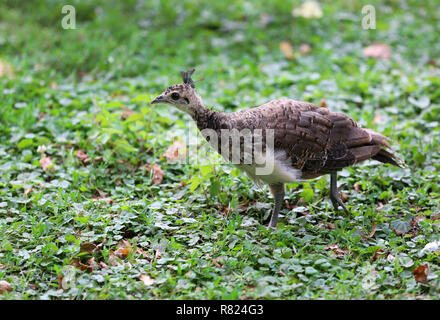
[75,150,91,164]
[115,240,132,259]
[323,244,348,258]
[0,280,12,294]
[363,42,391,60]
[93,156,103,163]
[354,182,362,192]
[211,258,222,268]
[117,239,132,249]
[28,283,37,290]
[320,99,327,108]
[40,156,53,171]
[280,41,294,60]
[413,264,429,284]
[120,107,137,120]
[162,140,187,163]
[115,248,131,259]
[371,249,388,261]
[108,251,120,266]
[70,258,91,272]
[24,187,34,197]
[146,163,164,185]
[363,221,377,239]
[139,274,154,286]
[373,114,382,124]
[91,188,113,204]
[327,222,336,229]
[154,249,162,260]
[299,43,311,55]
[432,213,440,221]
[411,215,426,228]
[98,261,110,270]
[0,60,14,79]
[80,242,97,254]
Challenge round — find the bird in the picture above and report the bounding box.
[151,69,405,229]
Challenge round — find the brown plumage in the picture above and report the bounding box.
[151,69,405,229]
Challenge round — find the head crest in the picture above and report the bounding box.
[180,68,196,88]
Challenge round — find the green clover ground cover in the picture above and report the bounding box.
[0,0,439,299]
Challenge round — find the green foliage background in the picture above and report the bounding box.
[0,0,439,299]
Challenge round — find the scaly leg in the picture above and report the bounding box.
[329,171,348,212]
[268,183,285,229]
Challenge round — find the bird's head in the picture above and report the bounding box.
[151,69,203,116]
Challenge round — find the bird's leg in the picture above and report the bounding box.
[268,183,285,229]
[329,171,348,212]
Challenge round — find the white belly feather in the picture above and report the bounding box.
[235,148,306,186]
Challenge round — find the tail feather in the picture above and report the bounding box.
[364,129,406,168]
[372,149,406,168]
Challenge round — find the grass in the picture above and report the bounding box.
[0,0,440,299]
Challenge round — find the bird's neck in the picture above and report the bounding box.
[191,103,225,132]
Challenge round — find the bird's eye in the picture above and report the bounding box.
[171,92,180,100]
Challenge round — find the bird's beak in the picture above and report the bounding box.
[150,95,166,104]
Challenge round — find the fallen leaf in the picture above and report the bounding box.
[108,251,120,266]
[371,249,388,261]
[211,258,222,268]
[327,222,335,229]
[154,249,162,260]
[145,164,164,185]
[93,156,103,163]
[373,114,382,124]
[0,280,12,294]
[120,107,137,120]
[280,41,294,60]
[139,274,154,286]
[413,264,428,284]
[24,187,34,197]
[40,156,53,171]
[411,215,426,228]
[292,1,323,18]
[428,59,437,67]
[320,99,327,108]
[98,261,110,270]
[363,42,391,60]
[75,150,91,164]
[115,248,131,259]
[0,60,14,79]
[70,258,91,272]
[323,244,348,258]
[432,213,440,221]
[259,13,272,27]
[28,283,37,290]
[80,242,97,254]
[299,43,311,55]
[86,257,97,272]
[162,140,187,163]
[363,221,376,239]
[117,239,131,249]
[91,188,113,204]
[115,240,132,259]
[354,182,362,192]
